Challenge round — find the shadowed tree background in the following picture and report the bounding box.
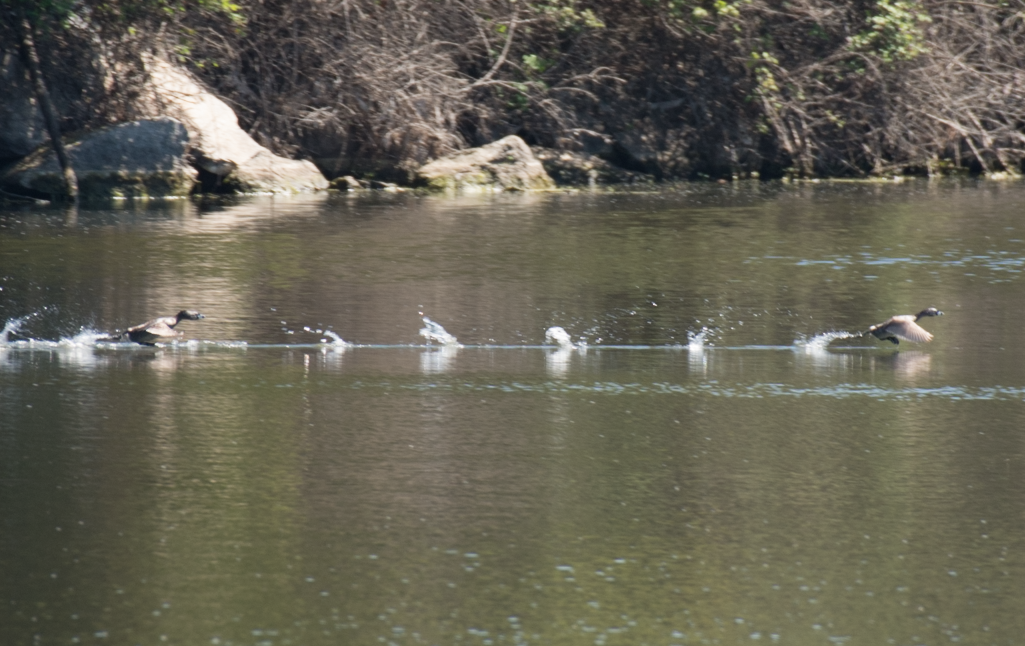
[3,0,1025,181]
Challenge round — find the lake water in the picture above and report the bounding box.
[2,182,1025,645]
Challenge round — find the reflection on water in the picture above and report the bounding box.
[545,347,574,377]
[4,182,1025,645]
[420,344,460,373]
[544,326,578,377]
[3,345,1024,646]
[884,350,934,380]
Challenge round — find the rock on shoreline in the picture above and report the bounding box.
[1,55,328,201]
[140,57,327,194]
[1,117,197,200]
[416,136,555,192]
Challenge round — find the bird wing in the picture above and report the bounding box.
[126,317,176,337]
[125,319,154,334]
[886,319,933,343]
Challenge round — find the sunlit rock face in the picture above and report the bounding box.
[416,135,555,192]
[0,117,197,201]
[139,56,328,194]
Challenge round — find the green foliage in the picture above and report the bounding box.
[747,50,780,95]
[504,82,531,111]
[662,0,749,23]
[529,0,605,31]
[848,0,930,63]
[824,109,845,129]
[522,53,553,74]
[712,0,740,19]
[120,0,244,25]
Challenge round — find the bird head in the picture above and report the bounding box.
[176,310,206,321]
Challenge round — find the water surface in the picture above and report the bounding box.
[3,182,1025,645]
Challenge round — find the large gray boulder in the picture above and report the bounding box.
[416,135,555,191]
[140,56,327,193]
[1,117,197,200]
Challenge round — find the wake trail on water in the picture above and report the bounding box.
[794,331,860,351]
[4,311,878,352]
[1,317,249,350]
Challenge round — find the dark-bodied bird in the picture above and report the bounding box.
[122,310,205,345]
[865,307,943,345]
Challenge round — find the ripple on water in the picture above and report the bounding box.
[342,379,1025,402]
[790,251,1025,282]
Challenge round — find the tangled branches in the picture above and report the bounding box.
[701,0,1025,176]
[5,0,1025,180]
[906,2,1025,174]
[183,0,618,178]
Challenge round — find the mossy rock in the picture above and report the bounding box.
[1,117,197,201]
[20,170,196,201]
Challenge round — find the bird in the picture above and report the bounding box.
[865,307,943,345]
[121,310,205,345]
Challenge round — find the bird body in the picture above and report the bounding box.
[122,310,204,345]
[866,307,942,345]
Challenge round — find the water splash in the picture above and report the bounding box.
[0,316,28,346]
[321,331,349,347]
[795,331,859,351]
[305,326,350,347]
[544,326,576,350]
[687,327,711,352]
[419,315,461,346]
[1,322,112,350]
[61,328,112,347]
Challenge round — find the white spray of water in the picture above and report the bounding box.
[0,316,27,346]
[321,331,348,346]
[544,326,576,350]
[60,328,111,347]
[1,319,112,350]
[305,326,350,347]
[419,315,461,346]
[687,327,711,352]
[795,331,858,351]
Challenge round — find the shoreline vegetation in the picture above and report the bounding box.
[3,0,1025,200]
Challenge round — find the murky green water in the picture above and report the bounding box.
[3,182,1025,645]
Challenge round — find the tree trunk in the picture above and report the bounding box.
[18,13,79,203]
